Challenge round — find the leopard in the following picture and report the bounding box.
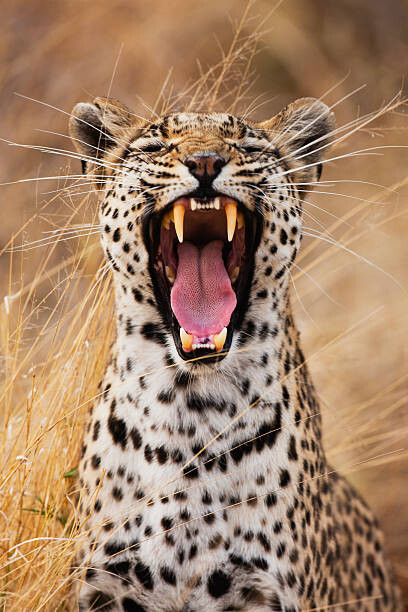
[68,96,402,611]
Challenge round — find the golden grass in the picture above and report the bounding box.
[1,1,407,609]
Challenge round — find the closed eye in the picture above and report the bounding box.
[139,142,164,153]
[241,144,268,154]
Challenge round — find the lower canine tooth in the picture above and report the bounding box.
[230,267,240,283]
[180,328,193,351]
[213,327,227,351]
[191,198,197,211]
[214,197,220,210]
[165,266,175,284]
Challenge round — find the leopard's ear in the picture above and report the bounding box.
[257,98,336,186]
[69,97,136,175]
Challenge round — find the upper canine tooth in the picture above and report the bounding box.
[213,327,227,351]
[190,198,197,211]
[173,204,185,242]
[214,197,221,210]
[180,328,193,351]
[225,201,237,241]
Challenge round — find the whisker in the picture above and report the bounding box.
[297,196,353,226]
[305,189,389,207]
[268,143,406,188]
[302,230,404,290]
[6,230,101,253]
[35,128,133,167]
[247,182,337,238]
[291,93,403,164]
[288,267,319,328]
[267,92,402,173]
[0,173,91,188]
[14,92,135,150]
[291,261,343,308]
[42,224,101,234]
[272,83,369,152]
[39,181,97,196]
[2,139,131,176]
[52,189,98,199]
[285,179,396,194]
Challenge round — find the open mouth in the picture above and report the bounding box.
[144,191,262,363]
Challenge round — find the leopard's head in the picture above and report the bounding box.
[70,97,335,365]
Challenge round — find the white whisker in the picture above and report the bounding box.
[7,230,101,253]
[285,179,396,194]
[302,230,404,290]
[14,92,133,150]
[291,262,343,308]
[35,128,133,167]
[288,268,319,329]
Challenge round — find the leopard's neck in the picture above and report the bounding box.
[102,280,326,500]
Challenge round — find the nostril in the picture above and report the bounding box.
[184,153,227,181]
[213,156,226,173]
[184,157,198,172]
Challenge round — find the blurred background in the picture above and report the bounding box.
[1,0,407,608]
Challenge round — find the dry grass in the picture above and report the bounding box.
[0,1,407,609]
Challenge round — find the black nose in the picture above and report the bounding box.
[184,153,227,184]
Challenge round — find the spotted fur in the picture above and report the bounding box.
[69,97,402,611]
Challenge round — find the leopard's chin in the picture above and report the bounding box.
[143,189,263,363]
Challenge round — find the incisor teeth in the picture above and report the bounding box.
[180,328,193,351]
[213,327,227,351]
[225,201,237,242]
[173,204,185,242]
[190,198,222,211]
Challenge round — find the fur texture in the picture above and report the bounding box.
[69,98,401,611]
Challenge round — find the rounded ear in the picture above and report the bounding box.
[69,97,136,175]
[257,98,336,186]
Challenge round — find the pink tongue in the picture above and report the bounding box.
[171,240,236,337]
